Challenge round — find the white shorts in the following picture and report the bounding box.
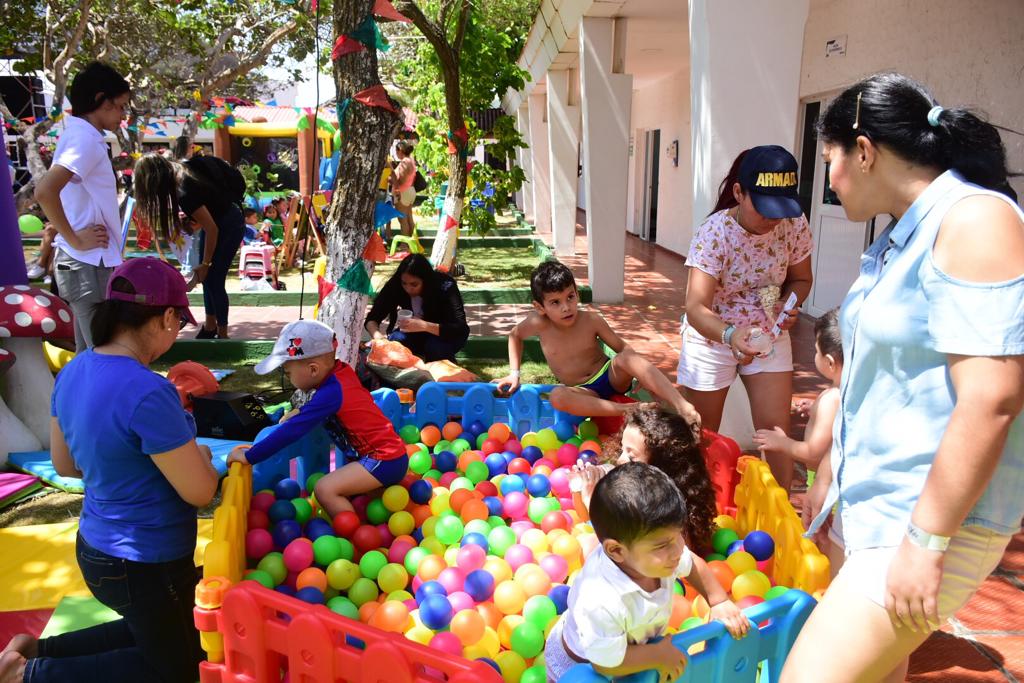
[396,187,416,206]
[676,319,794,391]
[833,525,1012,622]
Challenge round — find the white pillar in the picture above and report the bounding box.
[516,104,534,220]
[528,92,552,234]
[580,17,632,303]
[688,0,809,229]
[547,69,580,256]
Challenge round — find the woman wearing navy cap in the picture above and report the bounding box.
[0,258,219,683]
[678,145,814,491]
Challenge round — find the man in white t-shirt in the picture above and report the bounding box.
[34,62,130,350]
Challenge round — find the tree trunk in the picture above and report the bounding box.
[317,0,402,365]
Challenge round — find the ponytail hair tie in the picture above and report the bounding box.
[927,105,944,127]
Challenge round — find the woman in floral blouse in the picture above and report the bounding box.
[678,146,814,491]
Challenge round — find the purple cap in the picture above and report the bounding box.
[106,257,197,325]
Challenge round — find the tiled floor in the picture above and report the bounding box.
[214,210,1024,681]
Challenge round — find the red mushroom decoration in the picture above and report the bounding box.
[0,284,75,449]
[0,346,43,464]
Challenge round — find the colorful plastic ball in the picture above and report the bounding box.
[578,420,600,441]
[484,453,508,477]
[551,533,582,565]
[304,517,333,542]
[493,580,526,615]
[461,461,487,485]
[705,553,726,562]
[527,497,551,525]
[555,444,579,468]
[244,569,274,589]
[437,421,458,442]
[333,511,360,538]
[409,450,433,475]
[348,577,380,607]
[417,424,440,447]
[326,559,359,590]
[548,584,570,615]
[502,491,528,519]
[258,553,287,585]
[510,621,544,658]
[735,595,764,611]
[535,428,560,451]
[399,424,421,445]
[726,540,746,556]
[415,579,448,603]
[283,539,314,572]
[517,567,552,598]
[369,599,410,633]
[309,535,339,566]
[433,450,456,473]
[461,531,490,551]
[400,546,427,575]
[352,525,383,553]
[743,530,775,561]
[521,665,547,683]
[247,508,270,530]
[680,616,704,631]
[408,480,432,505]
[291,498,313,524]
[464,569,496,602]
[356,550,385,580]
[449,438,471,456]
[437,566,467,594]
[420,594,454,630]
[505,458,530,476]
[252,491,276,514]
[541,510,571,534]
[388,510,415,537]
[764,585,790,601]
[707,560,736,592]
[246,528,274,559]
[538,553,569,584]
[712,528,740,556]
[495,650,528,683]
[378,485,408,513]
[522,594,557,630]
[732,569,772,600]
[451,608,486,646]
[457,543,487,572]
[726,550,757,576]
[551,420,575,442]
[296,566,328,592]
[487,526,517,557]
[434,515,465,546]
[427,630,462,658]
[268,500,297,524]
[327,595,359,619]
[378,563,410,594]
[481,438,503,456]
[487,422,512,443]
[274,478,301,500]
[524,474,550,497]
[295,586,324,604]
[504,544,535,572]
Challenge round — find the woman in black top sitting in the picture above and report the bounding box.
[134,153,244,339]
[365,253,469,362]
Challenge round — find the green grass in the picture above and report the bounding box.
[372,246,539,290]
[461,359,556,385]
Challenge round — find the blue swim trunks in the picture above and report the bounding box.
[575,359,632,400]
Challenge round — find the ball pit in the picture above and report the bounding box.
[229,411,822,683]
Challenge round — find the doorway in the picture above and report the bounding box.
[640,129,660,243]
[798,100,874,317]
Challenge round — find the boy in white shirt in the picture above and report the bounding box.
[545,462,749,681]
[34,61,130,350]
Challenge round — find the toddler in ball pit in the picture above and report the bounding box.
[571,405,718,556]
[546,462,748,682]
[228,320,408,517]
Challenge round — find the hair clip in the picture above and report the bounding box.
[852,92,862,131]
[927,105,944,127]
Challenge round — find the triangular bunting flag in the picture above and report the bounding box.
[349,15,389,52]
[353,85,397,113]
[331,35,366,60]
[444,214,459,230]
[336,98,353,132]
[317,275,335,305]
[374,200,404,228]
[373,0,411,22]
[362,231,388,262]
[337,260,374,295]
[296,115,311,132]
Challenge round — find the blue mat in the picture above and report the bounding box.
[8,437,251,493]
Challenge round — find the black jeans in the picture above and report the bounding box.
[198,205,244,327]
[23,534,203,683]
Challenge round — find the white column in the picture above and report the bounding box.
[688,0,809,229]
[516,104,534,219]
[580,17,632,303]
[547,69,580,256]
[528,92,552,234]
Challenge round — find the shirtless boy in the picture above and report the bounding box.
[495,260,699,423]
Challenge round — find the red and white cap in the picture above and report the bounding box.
[0,285,74,340]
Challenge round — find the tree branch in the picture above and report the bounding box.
[453,0,469,57]
[203,16,302,96]
[50,0,94,86]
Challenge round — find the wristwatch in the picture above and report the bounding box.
[906,521,951,552]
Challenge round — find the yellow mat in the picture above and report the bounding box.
[0,520,214,612]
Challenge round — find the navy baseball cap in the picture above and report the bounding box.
[738,145,802,219]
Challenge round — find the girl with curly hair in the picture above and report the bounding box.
[573,405,718,555]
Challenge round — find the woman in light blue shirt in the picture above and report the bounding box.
[782,74,1024,683]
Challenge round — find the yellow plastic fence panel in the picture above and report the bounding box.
[203,462,251,584]
[733,457,830,595]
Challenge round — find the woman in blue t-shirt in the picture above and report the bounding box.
[1,258,220,683]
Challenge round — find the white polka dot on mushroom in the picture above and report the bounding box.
[13,285,29,291]
[58,310,71,323]
[41,318,56,334]
[4,294,23,305]
[14,312,32,327]
[35,295,51,307]
[0,327,9,337]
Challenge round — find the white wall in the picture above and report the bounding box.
[800,0,1024,199]
[628,69,692,256]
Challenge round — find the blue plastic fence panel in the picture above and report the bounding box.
[372,388,403,427]
[251,424,332,492]
[559,590,816,683]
